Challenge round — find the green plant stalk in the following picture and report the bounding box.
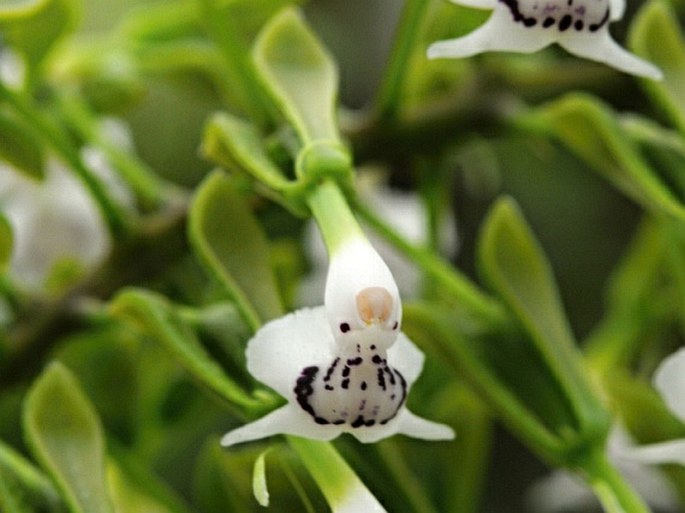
[198,0,272,128]
[0,82,129,237]
[287,437,386,512]
[306,180,365,256]
[54,93,175,210]
[354,199,507,326]
[374,0,431,120]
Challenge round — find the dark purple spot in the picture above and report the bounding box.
[342,366,351,378]
[558,14,572,31]
[574,19,583,30]
[372,354,383,365]
[340,322,351,333]
[341,379,350,389]
[360,381,367,391]
[543,17,555,27]
[589,8,609,31]
[347,357,363,366]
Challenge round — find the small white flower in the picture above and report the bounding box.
[623,348,685,466]
[0,161,110,288]
[526,424,679,512]
[222,237,454,446]
[427,0,662,80]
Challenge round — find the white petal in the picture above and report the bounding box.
[246,306,333,397]
[559,32,663,80]
[653,347,685,422]
[427,8,554,60]
[622,439,685,466]
[387,332,425,387]
[393,409,456,441]
[221,405,340,446]
[333,484,388,513]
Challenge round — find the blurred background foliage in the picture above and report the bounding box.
[1,0,685,512]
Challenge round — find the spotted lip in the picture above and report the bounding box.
[499,0,610,32]
[293,346,408,428]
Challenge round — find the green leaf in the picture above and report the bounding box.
[477,198,609,435]
[0,439,62,513]
[538,93,685,223]
[253,7,340,144]
[106,443,193,513]
[0,212,12,273]
[629,1,685,134]
[0,112,45,179]
[188,170,283,329]
[0,0,78,76]
[23,362,113,513]
[109,288,262,411]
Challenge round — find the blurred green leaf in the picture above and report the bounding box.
[0,112,44,179]
[106,443,193,513]
[538,93,685,223]
[189,170,283,329]
[253,7,339,144]
[109,288,261,411]
[0,0,44,16]
[0,212,12,273]
[0,0,78,77]
[630,0,685,134]
[23,362,113,513]
[477,197,608,434]
[0,439,62,513]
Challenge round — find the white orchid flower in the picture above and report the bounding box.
[623,348,685,466]
[526,424,679,513]
[427,0,662,80]
[222,236,455,446]
[0,161,110,288]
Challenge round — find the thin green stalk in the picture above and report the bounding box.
[0,82,129,237]
[54,93,177,210]
[198,0,272,128]
[375,0,431,120]
[354,199,507,326]
[306,180,365,256]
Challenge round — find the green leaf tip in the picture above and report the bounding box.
[252,450,270,507]
[539,93,685,223]
[630,0,685,134]
[253,7,340,144]
[23,361,113,513]
[478,197,609,440]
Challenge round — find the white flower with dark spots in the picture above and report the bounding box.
[427,0,662,80]
[221,237,454,445]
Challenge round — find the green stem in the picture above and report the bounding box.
[354,199,507,326]
[0,82,129,237]
[54,93,178,211]
[306,180,365,256]
[198,0,272,128]
[583,449,651,513]
[374,0,431,120]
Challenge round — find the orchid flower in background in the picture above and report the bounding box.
[427,0,662,80]
[0,161,110,289]
[298,175,458,306]
[0,119,132,289]
[623,348,685,466]
[222,233,455,446]
[526,424,679,513]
